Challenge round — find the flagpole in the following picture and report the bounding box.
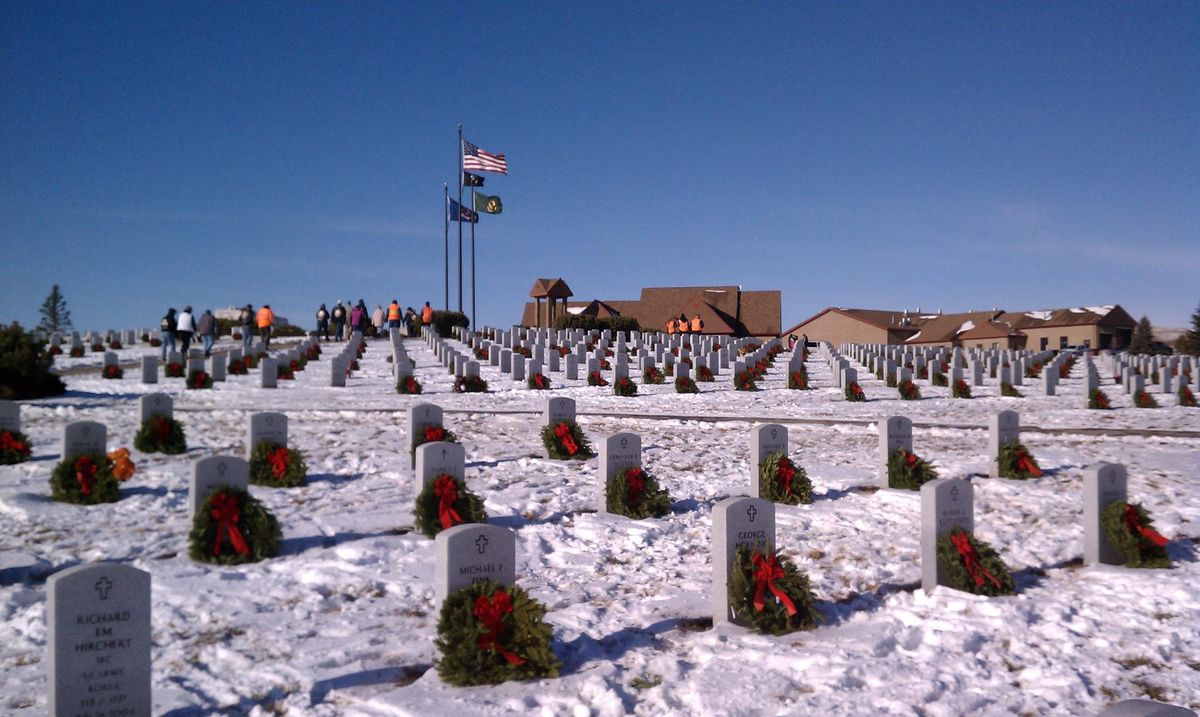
[443,183,449,311]
[457,123,464,313]
[471,216,477,331]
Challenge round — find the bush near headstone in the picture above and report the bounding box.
[414,474,487,538]
[435,580,560,686]
[50,453,120,504]
[1089,388,1112,410]
[897,379,921,400]
[453,375,488,393]
[0,428,33,464]
[612,376,637,397]
[605,466,671,519]
[758,453,812,505]
[397,375,423,394]
[952,379,972,399]
[887,448,937,490]
[675,376,698,394]
[997,440,1043,479]
[248,440,307,487]
[1100,502,1170,568]
[1001,381,1022,398]
[0,322,66,399]
[1133,389,1158,409]
[188,486,281,565]
[133,415,187,454]
[728,545,819,635]
[935,527,1015,596]
[542,420,591,460]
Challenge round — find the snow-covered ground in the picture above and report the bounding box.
[2,336,1199,716]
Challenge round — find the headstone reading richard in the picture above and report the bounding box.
[711,496,775,625]
[434,523,515,603]
[920,478,974,593]
[48,562,151,717]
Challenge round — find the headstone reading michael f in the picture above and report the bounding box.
[434,523,515,604]
[920,478,974,593]
[48,563,151,717]
[711,496,775,625]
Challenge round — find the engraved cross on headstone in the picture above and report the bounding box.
[94,577,113,600]
[747,506,757,522]
[475,535,489,554]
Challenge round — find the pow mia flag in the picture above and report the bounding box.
[463,171,485,187]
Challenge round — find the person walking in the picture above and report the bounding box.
[316,303,330,341]
[690,314,704,335]
[405,306,418,337]
[197,309,217,356]
[349,302,365,337]
[387,300,401,333]
[331,302,346,341]
[256,304,275,350]
[371,304,385,338]
[176,306,196,354]
[159,307,177,359]
[239,304,255,353]
[421,301,434,333]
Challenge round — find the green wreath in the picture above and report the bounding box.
[411,426,459,461]
[887,448,937,490]
[935,528,1015,596]
[997,440,1042,479]
[664,363,674,377]
[1100,501,1170,569]
[133,415,187,454]
[227,358,249,375]
[276,364,295,380]
[605,466,671,519]
[844,381,866,402]
[413,473,487,538]
[642,366,665,385]
[587,371,608,387]
[435,580,560,686]
[102,365,124,380]
[1088,388,1111,409]
[1134,390,1158,409]
[758,453,812,505]
[788,368,809,390]
[696,365,714,382]
[897,379,921,400]
[541,420,591,460]
[248,440,308,487]
[734,370,757,391]
[527,373,551,390]
[1001,382,1022,398]
[952,380,972,399]
[454,376,489,393]
[1179,385,1197,407]
[165,362,185,378]
[931,372,948,387]
[49,452,120,504]
[612,377,638,397]
[187,369,213,389]
[396,375,424,394]
[675,376,698,394]
[188,486,281,565]
[728,545,819,635]
[0,429,33,464]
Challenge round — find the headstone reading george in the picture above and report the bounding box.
[878,416,913,488]
[246,412,288,454]
[434,523,515,603]
[62,421,106,458]
[920,478,974,593]
[1083,463,1128,566]
[749,424,788,498]
[988,410,1020,479]
[598,432,641,514]
[711,496,776,625]
[48,563,151,717]
[189,456,249,519]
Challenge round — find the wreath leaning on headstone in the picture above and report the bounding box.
[396,375,423,394]
[997,440,1042,479]
[758,453,812,505]
[188,486,281,565]
[887,448,938,491]
[527,372,551,390]
[102,365,123,380]
[643,366,665,385]
[605,466,671,519]
[411,425,459,462]
[1001,382,1022,398]
[1134,390,1158,409]
[165,361,185,378]
[675,376,698,394]
[1179,385,1197,408]
[788,367,809,390]
[612,377,638,397]
[541,420,591,460]
[844,381,866,402]
[133,415,187,454]
[935,527,1015,596]
[1088,388,1111,409]
[952,379,972,399]
[187,369,213,389]
[728,545,820,635]
[49,452,121,504]
[733,370,758,391]
[0,429,33,464]
[248,440,308,487]
[454,375,489,393]
[1100,501,1170,569]
[414,474,487,538]
[435,580,560,686]
[898,379,921,400]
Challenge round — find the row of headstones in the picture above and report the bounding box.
[838,343,1056,391]
[1112,357,1199,396]
[136,337,326,389]
[46,328,145,348]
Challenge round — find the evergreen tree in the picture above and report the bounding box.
[0,322,66,399]
[1128,316,1155,355]
[37,285,72,334]
[1176,301,1200,356]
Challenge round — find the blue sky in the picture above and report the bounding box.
[2,2,1197,333]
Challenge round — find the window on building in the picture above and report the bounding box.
[1059,336,1068,349]
[1040,337,1049,350]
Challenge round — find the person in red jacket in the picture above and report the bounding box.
[256,304,275,349]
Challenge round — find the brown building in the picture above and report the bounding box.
[520,281,781,337]
[784,305,1136,351]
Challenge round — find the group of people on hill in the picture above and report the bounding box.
[158,304,275,360]
[314,300,435,341]
[666,314,705,335]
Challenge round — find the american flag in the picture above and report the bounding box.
[462,139,508,175]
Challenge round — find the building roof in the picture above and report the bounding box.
[529,278,573,299]
[903,310,1005,344]
[782,307,920,337]
[998,305,1136,330]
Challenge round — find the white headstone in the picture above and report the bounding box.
[0,400,18,433]
[1083,463,1128,566]
[598,432,641,514]
[62,421,106,458]
[749,424,788,498]
[543,397,575,426]
[434,523,515,603]
[189,456,249,519]
[139,394,172,423]
[415,441,466,489]
[920,478,974,593]
[209,354,226,382]
[988,410,1020,479]
[878,416,913,488]
[246,412,288,454]
[260,357,277,388]
[711,496,775,625]
[407,402,444,466]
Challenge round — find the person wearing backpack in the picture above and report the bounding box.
[239,304,255,352]
[316,304,330,341]
[331,302,346,341]
[159,307,177,360]
[690,314,704,334]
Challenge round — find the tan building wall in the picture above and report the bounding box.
[1020,325,1099,351]
[787,312,891,346]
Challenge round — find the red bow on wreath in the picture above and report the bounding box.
[473,590,525,665]
[1015,450,1042,477]
[624,467,645,504]
[950,531,1001,588]
[425,426,445,442]
[776,457,796,495]
[433,475,464,529]
[553,423,578,456]
[74,455,97,496]
[534,373,545,389]
[152,415,173,443]
[1,431,27,454]
[267,447,290,480]
[905,450,919,468]
[1122,505,1168,548]
[750,552,798,615]
[210,492,251,556]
